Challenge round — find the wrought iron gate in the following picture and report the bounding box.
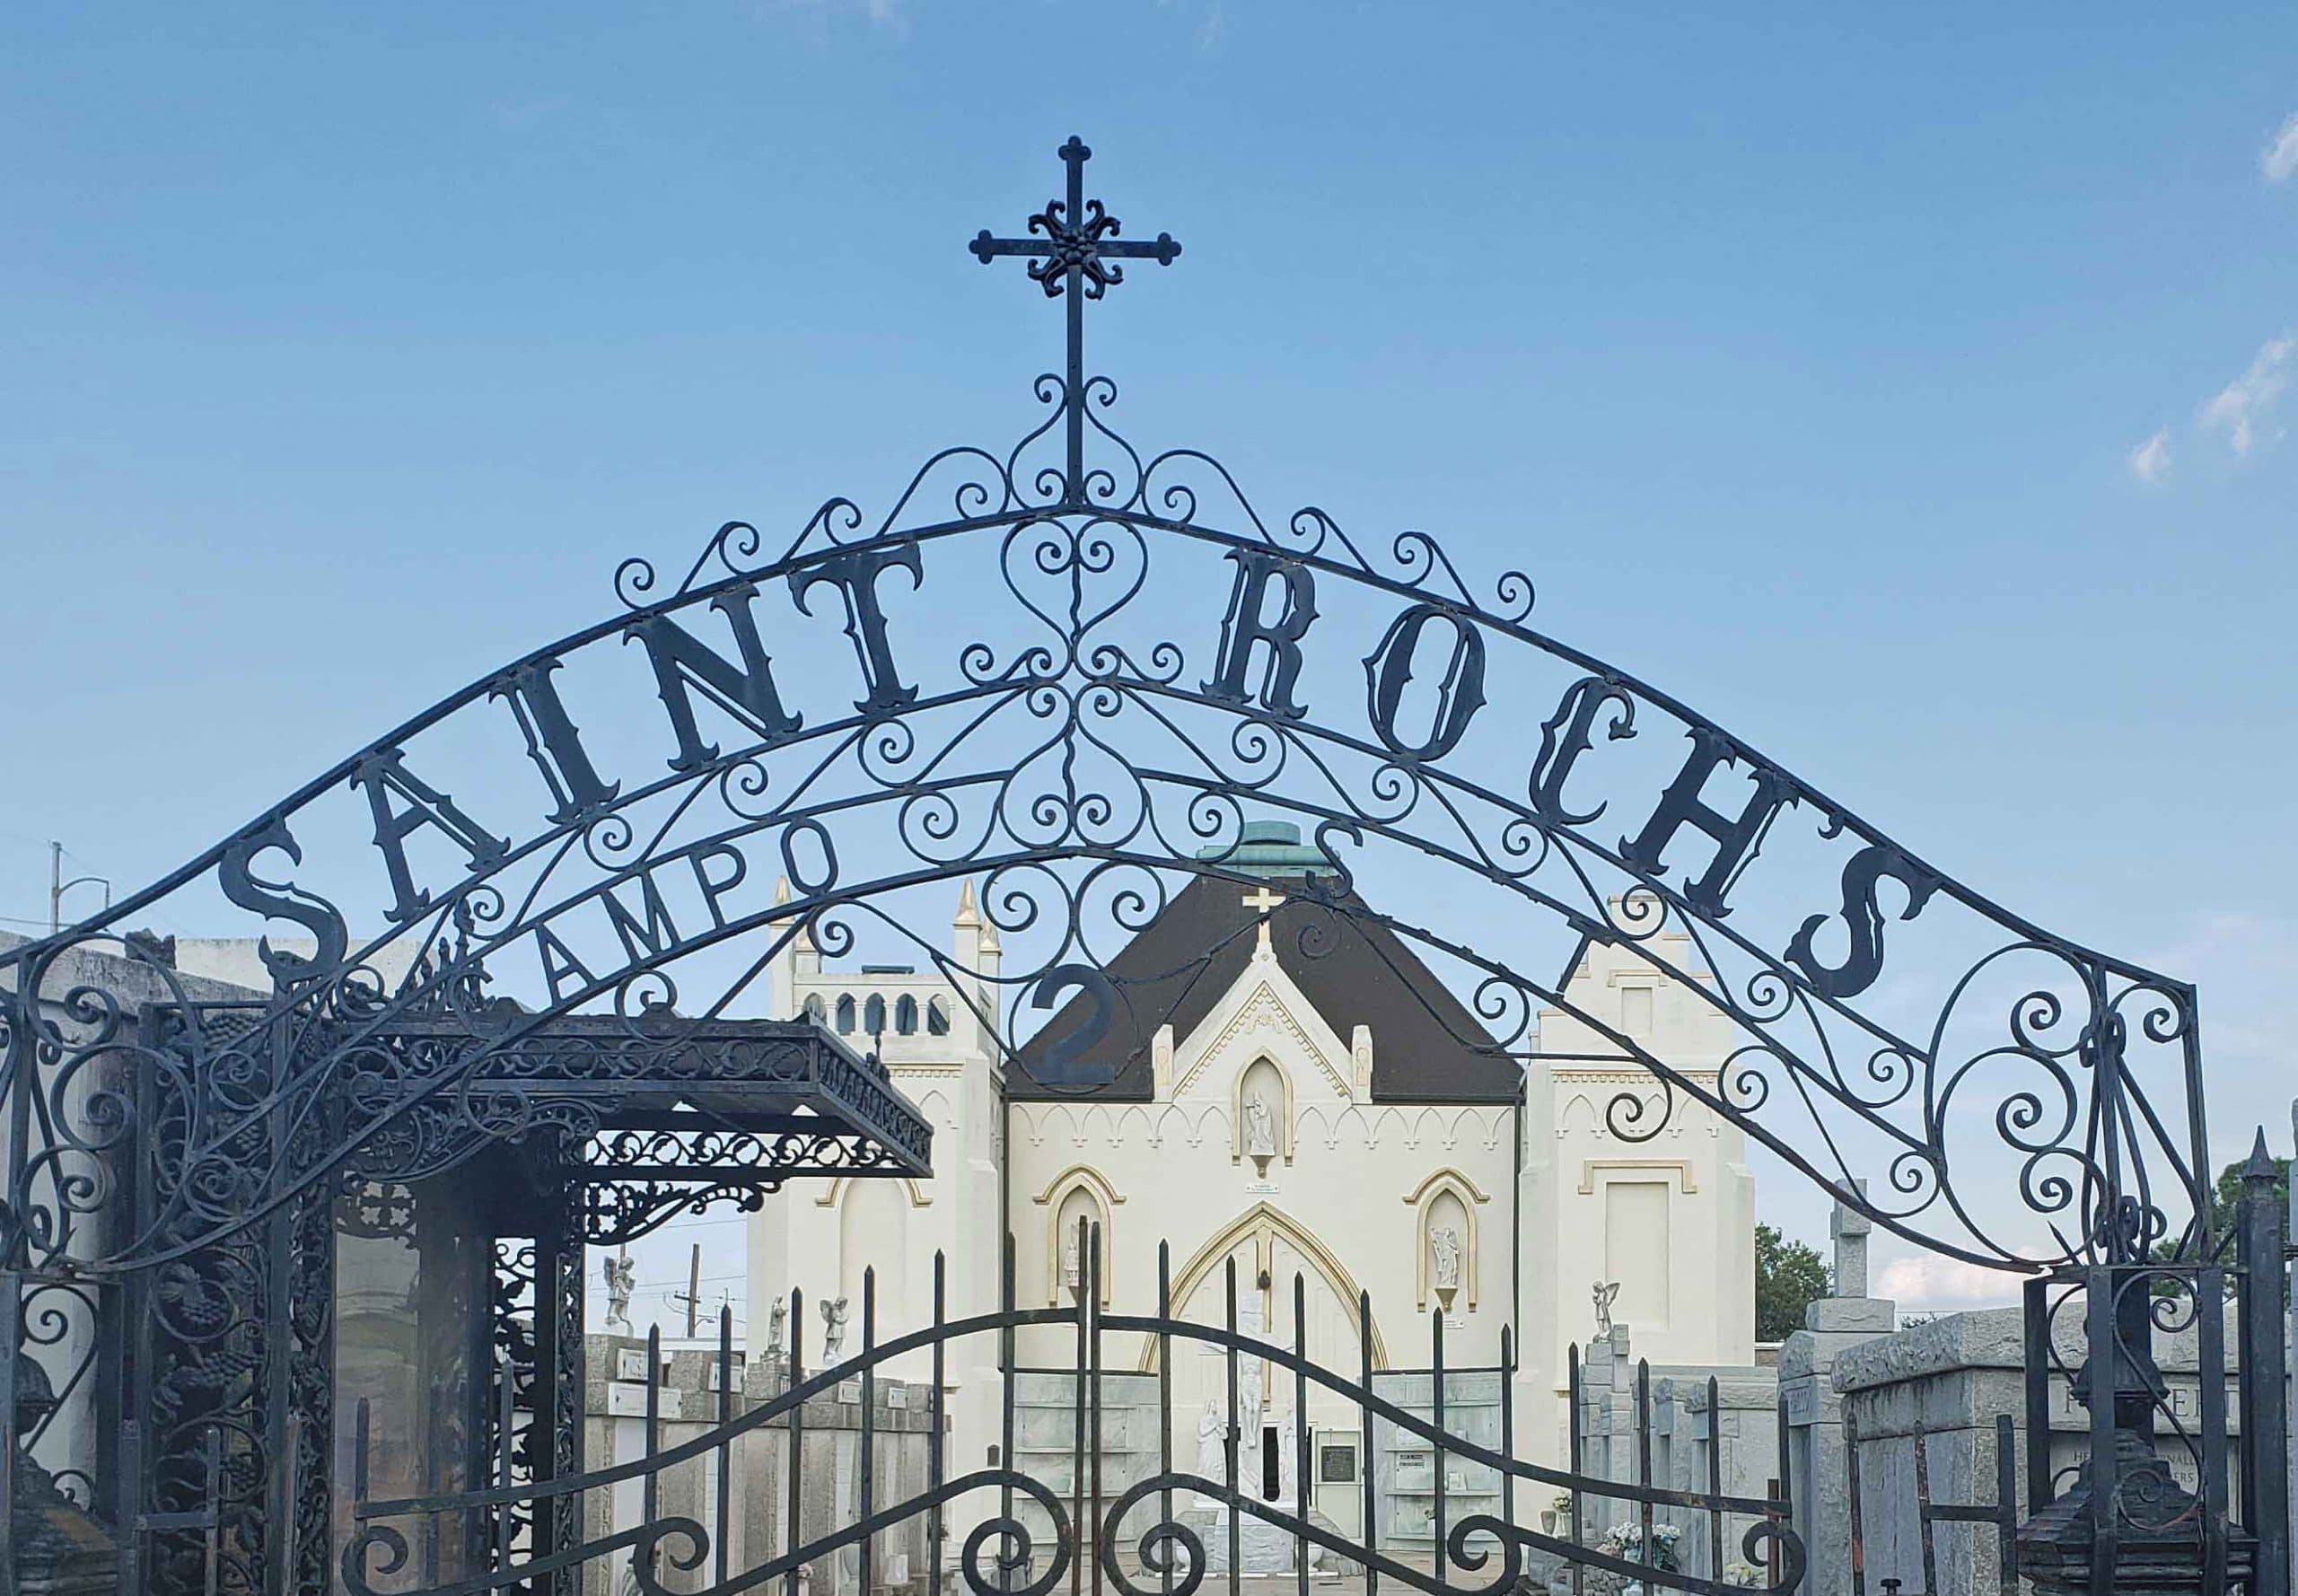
[338,1228,1803,1596]
[0,134,2275,1596]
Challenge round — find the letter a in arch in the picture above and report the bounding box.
[350,749,510,925]
[532,923,600,1004]
[789,545,924,715]
[1201,548,1318,719]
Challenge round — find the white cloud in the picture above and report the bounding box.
[2145,909,2298,1166]
[2264,113,2298,184]
[1874,1253,2024,1313]
[2127,427,2172,485]
[2198,332,2296,457]
[763,0,909,39]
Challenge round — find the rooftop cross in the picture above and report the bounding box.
[968,136,1181,505]
[1241,883,1285,951]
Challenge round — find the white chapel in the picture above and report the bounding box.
[746,822,1755,1547]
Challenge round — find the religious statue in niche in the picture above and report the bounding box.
[766,1297,787,1363]
[1592,1279,1621,1337]
[601,1250,636,1331]
[1429,1224,1463,1314]
[1063,1234,1083,1300]
[820,1294,851,1364]
[1196,1401,1230,1511]
[1244,1088,1277,1178]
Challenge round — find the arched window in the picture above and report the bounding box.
[803,994,827,1024]
[926,996,951,1036]
[895,995,919,1035]
[834,995,856,1034]
[864,995,887,1036]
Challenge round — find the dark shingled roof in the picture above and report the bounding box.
[1009,871,1519,1103]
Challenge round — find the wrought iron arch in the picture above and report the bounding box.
[0,142,2208,1294]
[0,127,2232,1596]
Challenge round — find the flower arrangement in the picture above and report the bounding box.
[1595,1521,1682,1572]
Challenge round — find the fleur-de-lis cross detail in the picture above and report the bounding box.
[968,136,1182,504]
[969,135,1181,300]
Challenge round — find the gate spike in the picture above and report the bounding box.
[787,1285,804,1596]
[717,1302,736,1589]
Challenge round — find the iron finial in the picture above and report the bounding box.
[966,136,1184,504]
[2243,1125,2280,1182]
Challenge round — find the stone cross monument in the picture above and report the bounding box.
[1829,1179,1871,1299]
[1776,1179,1895,1596]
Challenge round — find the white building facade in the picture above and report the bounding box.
[745,827,1756,1549]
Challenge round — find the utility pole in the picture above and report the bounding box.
[48,842,110,934]
[662,1242,706,1338]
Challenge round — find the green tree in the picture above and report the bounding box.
[2209,1148,2290,1241]
[1755,1223,1830,1342]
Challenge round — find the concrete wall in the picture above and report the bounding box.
[1526,926,1759,1475]
[1776,1293,1896,1596]
[1570,1324,1780,1583]
[583,1336,943,1596]
[1833,1303,2246,1596]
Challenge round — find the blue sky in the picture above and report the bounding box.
[3,4,2294,1312]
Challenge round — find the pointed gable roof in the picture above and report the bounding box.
[1010,837,1517,1102]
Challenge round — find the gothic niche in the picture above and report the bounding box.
[1234,1056,1288,1179]
[1042,1172,1115,1306]
[1409,1173,1482,1315]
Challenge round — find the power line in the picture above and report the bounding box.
[645,1215,751,1232]
[591,1271,746,1293]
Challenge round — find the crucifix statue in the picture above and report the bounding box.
[969,136,1182,506]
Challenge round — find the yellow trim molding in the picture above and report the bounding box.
[1576,1158,1697,1196]
[812,1174,934,1208]
[1141,1200,1390,1372]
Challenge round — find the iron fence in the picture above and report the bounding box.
[336,1225,1802,1596]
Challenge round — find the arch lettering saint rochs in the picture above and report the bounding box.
[0,133,2223,1596]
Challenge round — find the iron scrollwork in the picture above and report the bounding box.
[571,1125,908,1247]
[0,145,2210,1311]
[0,128,2229,1596]
[339,1241,1808,1596]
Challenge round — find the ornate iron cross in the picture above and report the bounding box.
[969,136,1181,504]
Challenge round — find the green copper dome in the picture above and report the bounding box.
[1195,820,1338,881]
